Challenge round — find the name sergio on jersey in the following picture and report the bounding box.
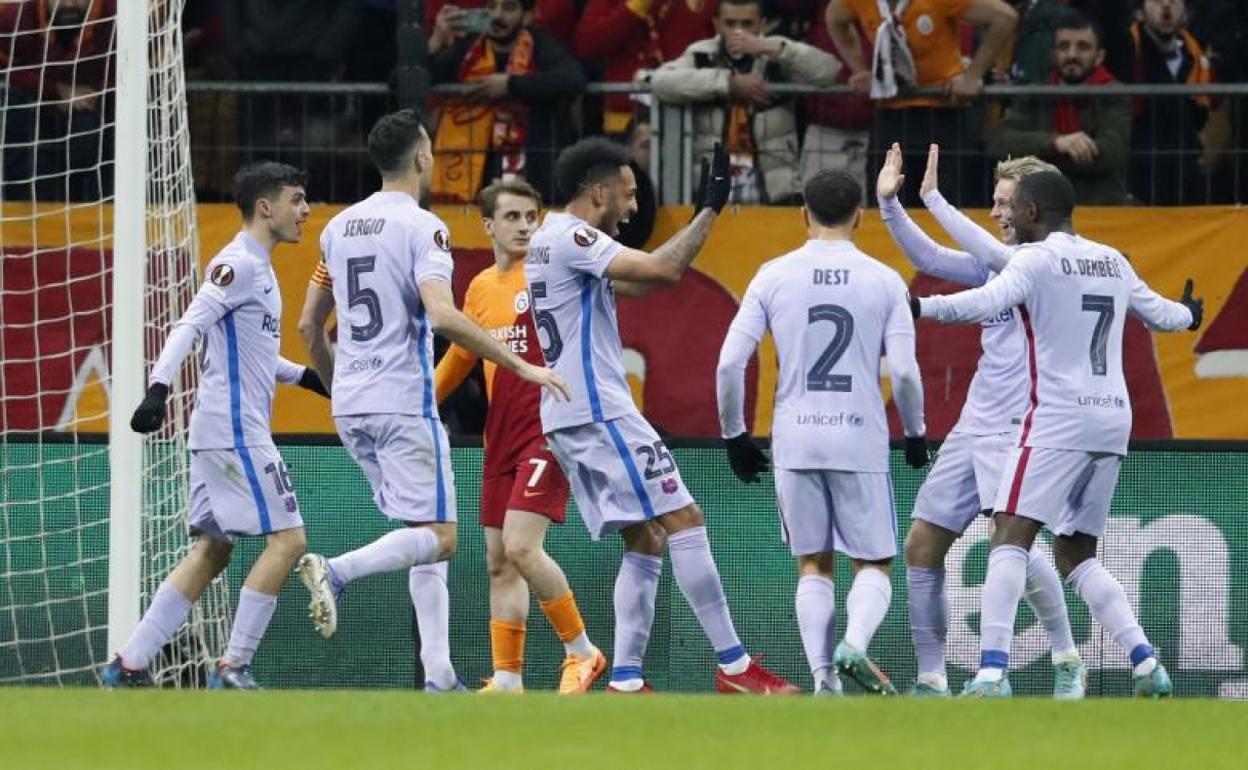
[1060,254,1123,280]
[341,217,386,237]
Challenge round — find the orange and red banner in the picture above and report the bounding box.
[4,202,1245,438]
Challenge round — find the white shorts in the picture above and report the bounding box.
[546,412,694,540]
[188,446,304,543]
[993,446,1122,537]
[773,468,897,560]
[335,413,457,524]
[911,431,1014,534]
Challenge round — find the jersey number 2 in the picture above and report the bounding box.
[1081,294,1114,376]
[347,256,383,342]
[806,304,854,392]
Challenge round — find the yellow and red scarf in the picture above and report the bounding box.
[432,30,536,203]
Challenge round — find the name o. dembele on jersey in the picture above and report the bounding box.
[316,191,454,419]
[921,232,1193,455]
[728,240,918,472]
[524,211,635,433]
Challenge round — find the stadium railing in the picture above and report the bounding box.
[5,435,1245,696]
[178,80,1248,206]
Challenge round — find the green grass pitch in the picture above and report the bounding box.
[4,690,1245,769]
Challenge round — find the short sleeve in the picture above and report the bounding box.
[414,217,455,284]
[561,223,624,278]
[197,254,256,313]
[313,229,333,288]
[728,271,771,344]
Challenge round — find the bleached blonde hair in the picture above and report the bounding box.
[994,156,1060,183]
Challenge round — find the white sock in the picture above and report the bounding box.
[410,562,457,689]
[906,566,947,679]
[224,587,277,667]
[844,567,891,652]
[1066,558,1153,667]
[492,669,523,691]
[610,552,661,686]
[120,581,192,669]
[978,545,1029,672]
[795,574,836,689]
[565,632,595,659]
[1023,547,1078,659]
[667,527,747,672]
[330,527,439,584]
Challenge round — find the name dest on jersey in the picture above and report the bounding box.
[342,217,386,237]
[489,324,529,354]
[1060,255,1123,279]
[812,268,850,286]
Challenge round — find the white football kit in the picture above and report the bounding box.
[921,231,1193,536]
[318,191,457,524]
[525,212,693,539]
[880,196,1028,533]
[717,239,924,560]
[148,231,305,542]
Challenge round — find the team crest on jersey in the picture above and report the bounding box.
[209,264,235,287]
[514,290,530,314]
[433,229,451,251]
[573,226,598,248]
[916,14,934,35]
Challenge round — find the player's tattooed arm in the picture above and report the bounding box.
[298,283,337,392]
[420,279,572,401]
[606,209,718,289]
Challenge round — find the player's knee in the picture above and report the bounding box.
[1052,540,1093,580]
[485,550,512,581]
[502,537,542,569]
[195,536,234,573]
[658,503,705,534]
[797,552,835,577]
[277,527,308,558]
[431,524,458,561]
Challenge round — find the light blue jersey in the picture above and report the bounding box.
[524,212,635,432]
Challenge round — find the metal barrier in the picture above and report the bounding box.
[182,81,1248,206]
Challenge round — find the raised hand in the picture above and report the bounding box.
[919,143,940,198]
[695,143,731,215]
[876,142,905,201]
[1180,278,1204,331]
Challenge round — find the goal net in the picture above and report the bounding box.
[1,0,230,686]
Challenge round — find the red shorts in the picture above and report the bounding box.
[479,440,569,529]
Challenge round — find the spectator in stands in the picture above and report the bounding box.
[825,0,1018,205]
[184,1,238,202]
[222,1,361,81]
[575,0,718,135]
[1010,1,1137,83]
[651,0,841,204]
[427,0,580,53]
[1128,0,1216,204]
[801,0,874,195]
[4,0,116,201]
[429,0,587,204]
[617,114,658,247]
[987,13,1130,204]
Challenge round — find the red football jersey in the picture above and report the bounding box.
[434,261,544,476]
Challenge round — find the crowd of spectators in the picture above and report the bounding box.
[2,0,1247,206]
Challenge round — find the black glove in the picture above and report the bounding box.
[904,436,930,469]
[1180,278,1203,331]
[130,383,170,434]
[909,296,922,319]
[298,368,330,398]
[725,433,770,483]
[694,143,731,216]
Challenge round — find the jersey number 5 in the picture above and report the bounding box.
[347,255,384,342]
[1081,294,1114,376]
[529,281,563,364]
[806,304,854,392]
